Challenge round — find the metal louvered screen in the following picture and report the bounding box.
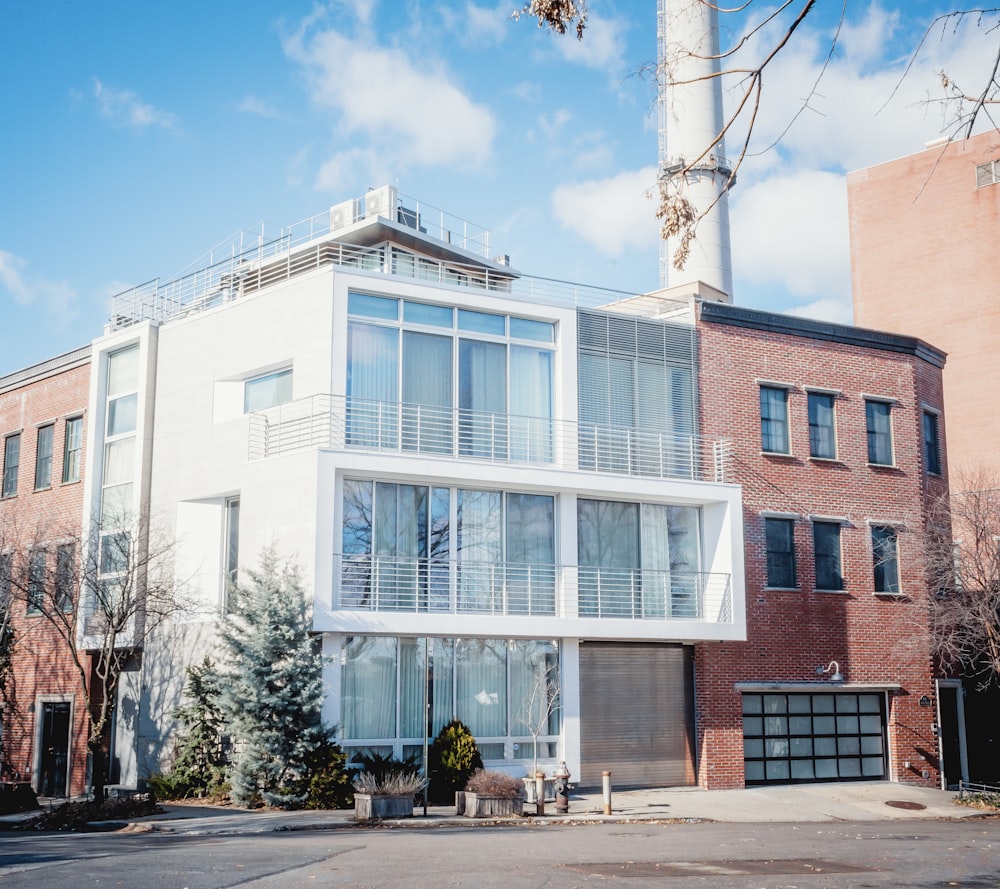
[577,311,697,438]
[578,642,696,787]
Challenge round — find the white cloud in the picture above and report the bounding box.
[730,169,851,313]
[553,11,627,76]
[551,166,658,257]
[238,95,282,119]
[92,78,179,131]
[0,251,78,317]
[284,23,495,183]
[787,298,854,326]
[461,1,509,44]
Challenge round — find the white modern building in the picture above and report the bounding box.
[83,186,745,788]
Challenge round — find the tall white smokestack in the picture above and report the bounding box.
[658,0,734,299]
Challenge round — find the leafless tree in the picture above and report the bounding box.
[925,469,1000,688]
[517,656,561,776]
[1,507,194,799]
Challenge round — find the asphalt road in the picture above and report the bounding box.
[2,818,998,889]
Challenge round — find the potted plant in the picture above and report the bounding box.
[457,769,524,818]
[352,770,426,821]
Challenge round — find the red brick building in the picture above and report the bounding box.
[1,347,91,798]
[694,302,947,788]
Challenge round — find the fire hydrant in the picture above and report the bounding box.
[553,760,571,814]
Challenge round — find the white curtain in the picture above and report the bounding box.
[509,346,553,462]
[341,636,397,740]
[347,322,399,446]
[458,339,506,457]
[640,504,671,618]
[455,638,507,737]
[402,331,452,453]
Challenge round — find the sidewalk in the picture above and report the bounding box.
[111,782,989,835]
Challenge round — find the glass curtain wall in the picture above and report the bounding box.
[341,636,560,763]
[578,499,701,618]
[342,481,555,614]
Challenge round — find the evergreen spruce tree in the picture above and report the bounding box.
[220,549,328,808]
[170,656,229,798]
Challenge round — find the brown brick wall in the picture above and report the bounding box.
[695,312,945,789]
[1,356,91,797]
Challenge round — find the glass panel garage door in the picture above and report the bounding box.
[742,692,887,785]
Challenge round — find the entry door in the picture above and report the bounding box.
[39,702,71,798]
[935,680,968,789]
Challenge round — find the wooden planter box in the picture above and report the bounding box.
[521,777,556,804]
[456,791,524,818]
[354,793,415,821]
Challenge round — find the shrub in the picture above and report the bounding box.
[464,769,523,799]
[352,770,427,796]
[303,739,354,810]
[168,657,230,799]
[13,795,159,832]
[427,719,483,804]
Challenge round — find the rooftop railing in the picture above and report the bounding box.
[248,395,733,484]
[335,554,733,624]
[107,191,677,331]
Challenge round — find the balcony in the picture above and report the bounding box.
[248,395,733,484]
[335,555,733,624]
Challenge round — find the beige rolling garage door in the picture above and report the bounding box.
[579,642,696,787]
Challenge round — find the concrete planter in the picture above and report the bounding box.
[521,777,556,804]
[354,792,414,821]
[456,791,524,818]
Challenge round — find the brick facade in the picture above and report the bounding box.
[695,303,947,789]
[0,349,91,797]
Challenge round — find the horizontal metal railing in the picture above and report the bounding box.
[248,395,733,483]
[335,555,732,623]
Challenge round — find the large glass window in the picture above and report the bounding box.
[2,434,20,498]
[34,424,54,490]
[577,499,701,618]
[871,526,899,594]
[62,417,83,483]
[923,411,941,475]
[346,293,555,462]
[807,392,836,459]
[765,518,796,589]
[341,481,555,614]
[865,400,893,465]
[760,386,790,454]
[340,636,560,764]
[813,521,843,591]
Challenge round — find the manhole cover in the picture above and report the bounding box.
[885,800,927,810]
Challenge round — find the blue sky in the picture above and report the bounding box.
[1,1,993,374]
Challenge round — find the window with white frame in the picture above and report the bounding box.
[871,526,900,594]
[813,521,844,591]
[976,159,1000,188]
[34,424,54,490]
[807,392,836,459]
[62,416,83,484]
[865,399,893,466]
[2,433,20,498]
[760,386,790,454]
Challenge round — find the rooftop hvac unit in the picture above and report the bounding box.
[330,199,356,231]
[364,185,397,221]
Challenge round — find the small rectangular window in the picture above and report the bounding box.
[63,417,83,483]
[34,424,54,490]
[348,292,398,320]
[865,400,893,465]
[760,387,790,454]
[813,521,843,591]
[923,411,942,475]
[2,434,20,498]
[765,518,797,588]
[244,368,293,413]
[976,159,1000,188]
[872,526,899,594]
[808,392,836,459]
[458,309,505,335]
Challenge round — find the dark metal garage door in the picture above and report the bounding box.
[579,642,696,787]
[742,691,887,784]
